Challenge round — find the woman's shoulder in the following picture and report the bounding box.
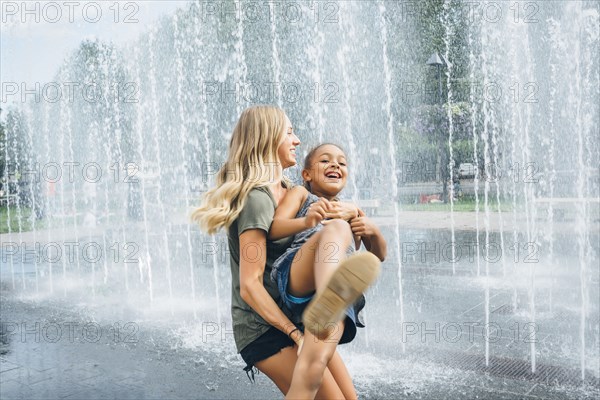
[246,186,274,205]
[249,185,270,195]
[235,187,276,230]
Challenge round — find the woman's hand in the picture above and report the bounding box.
[297,336,304,355]
[289,328,304,355]
[324,202,359,221]
[304,198,331,228]
[295,333,304,356]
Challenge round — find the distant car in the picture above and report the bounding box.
[458,163,476,178]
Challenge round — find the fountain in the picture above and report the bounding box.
[1,0,598,397]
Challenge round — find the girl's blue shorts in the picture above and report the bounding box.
[274,249,363,345]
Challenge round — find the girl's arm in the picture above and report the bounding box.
[361,231,387,262]
[268,186,309,240]
[350,212,387,262]
[239,228,303,345]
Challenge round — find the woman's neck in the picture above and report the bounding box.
[268,180,286,204]
[268,165,286,200]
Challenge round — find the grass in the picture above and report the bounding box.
[0,207,44,234]
[397,199,514,212]
[0,206,122,234]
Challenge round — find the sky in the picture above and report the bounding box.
[1,0,189,108]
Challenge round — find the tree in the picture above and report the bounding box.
[412,101,475,199]
[0,107,5,188]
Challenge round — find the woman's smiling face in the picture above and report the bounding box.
[277,115,300,169]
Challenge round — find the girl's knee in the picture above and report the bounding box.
[322,219,352,239]
[295,357,329,391]
[323,219,348,230]
[301,342,337,367]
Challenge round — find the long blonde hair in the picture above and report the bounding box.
[191,105,291,234]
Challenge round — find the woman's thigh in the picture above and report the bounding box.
[255,345,346,399]
[327,350,357,400]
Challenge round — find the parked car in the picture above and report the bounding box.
[458,163,476,178]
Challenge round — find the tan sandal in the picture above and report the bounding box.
[303,252,381,340]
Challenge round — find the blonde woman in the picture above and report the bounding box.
[192,106,358,399]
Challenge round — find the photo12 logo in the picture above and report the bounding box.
[2,241,140,264]
[386,1,540,25]
[401,241,540,264]
[201,81,339,105]
[401,321,539,344]
[3,161,140,184]
[199,1,340,24]
[1,2,140,24]
[1,321,139,344]
[1,81,138,104]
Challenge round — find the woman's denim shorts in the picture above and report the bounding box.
[239,326,295,382]
[275,249,358,345]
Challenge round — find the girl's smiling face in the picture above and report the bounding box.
[302,144,348,199]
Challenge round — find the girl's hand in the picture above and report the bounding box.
[353,209,365,250]
[323,202,359,221]
[350,216,380,237]
[304,198,331,228]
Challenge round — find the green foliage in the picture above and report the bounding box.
[0,108,5,182]
[412,101,473,142]
[451,139,477,166]
[396,124,436,165]
[2,108,32,179]
[66,39,135,164]
[400,199,513,212]
[388,0,482,186]
[0,207,48,233]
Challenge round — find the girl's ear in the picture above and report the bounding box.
[301,169,312,183]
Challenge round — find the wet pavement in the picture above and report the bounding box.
[1,292,598,400]
[0,295,279,400]
[1,220,598,399]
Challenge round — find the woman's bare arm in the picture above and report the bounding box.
[239,228,302,344]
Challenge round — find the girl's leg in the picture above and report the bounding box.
[288,219,353,297]
[282,219,356,399]
[285,323,346,400]
[254,345,346,399]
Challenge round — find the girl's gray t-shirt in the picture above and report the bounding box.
[226,185,294,352]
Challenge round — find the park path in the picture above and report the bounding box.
[1,208,597,245]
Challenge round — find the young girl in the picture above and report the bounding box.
[268,143,387,399]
